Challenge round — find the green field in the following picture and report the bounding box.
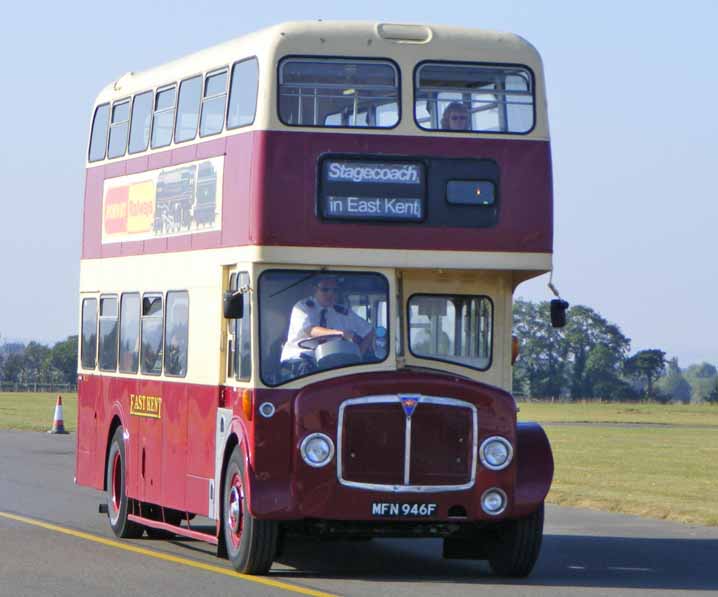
[518,400,718,427]
[1,393,716,526]
[518,401,718,526]
[0,392,77,432]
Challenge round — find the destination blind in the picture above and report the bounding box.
[319,158,426,222]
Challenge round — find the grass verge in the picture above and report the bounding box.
[518,400,718,427]
[0,392,77,432]
[518,402,718,526]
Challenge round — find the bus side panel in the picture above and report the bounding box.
[82,167,104,260]
[75,374,100,489]
[184,385,221,516]
[221,133,254,247]
[137,378,164,505]
[246,388,295,517]
[161,381,188,512]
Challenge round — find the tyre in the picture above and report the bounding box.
[106,427,143,538]
[222,446,278,574]
[488,503,544,578]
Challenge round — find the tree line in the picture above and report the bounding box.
[513,299,718,403]
[0,336,78,387]
[1,306,717,403]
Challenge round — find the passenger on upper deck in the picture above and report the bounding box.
[280,275,375,375]
[441,102,471,131]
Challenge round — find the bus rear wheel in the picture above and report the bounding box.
[106,427,143,539]
[223,446,278,574]
[488,503,544,578]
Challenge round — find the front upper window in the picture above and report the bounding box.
[415,62,534,134]
[408,294,493,370]
[259,270,390,386]
[278,58,399,128]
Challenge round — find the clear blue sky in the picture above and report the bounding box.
[0,1,715,367]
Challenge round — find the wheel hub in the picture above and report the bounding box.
[228,485,242,533]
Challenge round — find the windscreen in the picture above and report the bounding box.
[408,294,492,370]
[259,270,389,385]
[415,62,534,133]
[279,58,399,128]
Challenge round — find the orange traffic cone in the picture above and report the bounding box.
[48,395,68,434]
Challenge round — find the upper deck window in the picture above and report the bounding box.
[200,70,228,137]
[175,75,202,143]
[88,104,110,162]
[151,86,176,149]
[227,58,258,129]
[128,91,153,154]
[415,62,534,134]
[107,100,130,159]
[279,58,399,128]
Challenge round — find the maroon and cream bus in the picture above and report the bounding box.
[76,21,555,577]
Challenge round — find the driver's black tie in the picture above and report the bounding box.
[319,308,327,327]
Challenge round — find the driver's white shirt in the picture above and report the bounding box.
[280,297,372,362]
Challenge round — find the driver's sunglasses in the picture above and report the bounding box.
[451,115,468,121]
[317,286,337,293]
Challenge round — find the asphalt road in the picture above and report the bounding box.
[1,430,717,597]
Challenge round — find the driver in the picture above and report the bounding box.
[280,275,374,374]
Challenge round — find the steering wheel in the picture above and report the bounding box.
[297,334,344,351]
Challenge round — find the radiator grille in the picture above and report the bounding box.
[337,395,477,492]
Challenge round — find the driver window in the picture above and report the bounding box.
[258,270,389,386]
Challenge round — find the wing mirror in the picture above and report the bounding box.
[550,299,569,328]
[223,290,244,319]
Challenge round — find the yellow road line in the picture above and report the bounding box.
[0,511,338,597]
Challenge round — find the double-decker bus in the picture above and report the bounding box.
[77,21,557,578]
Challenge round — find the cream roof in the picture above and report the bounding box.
[89,21,548,154]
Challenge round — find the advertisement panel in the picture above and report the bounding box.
[101,156,224,244]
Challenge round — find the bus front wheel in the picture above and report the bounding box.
[222,446,278,574]
[488,503,544,578]
[106,427,143,539]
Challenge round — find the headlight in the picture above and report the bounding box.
[300,433,335,468]
[480,436,513,471]
[481,488,507,516]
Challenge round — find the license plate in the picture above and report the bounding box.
[371,502,438,517]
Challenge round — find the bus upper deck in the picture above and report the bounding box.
[83,21,552,271]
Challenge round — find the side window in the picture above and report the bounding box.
[119,293,140,373]
[151,86,176,149]
[81,298,98,369]
[89,104,110,162]
[165,291,189,377]
[174,76,202,143]
[107,100,130,159]
[128,91,153,154]
[98,296,119,371]
[227,58,258,129]
[234,272,251,380]
[200,70,227,137]
[141,294,163,375]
